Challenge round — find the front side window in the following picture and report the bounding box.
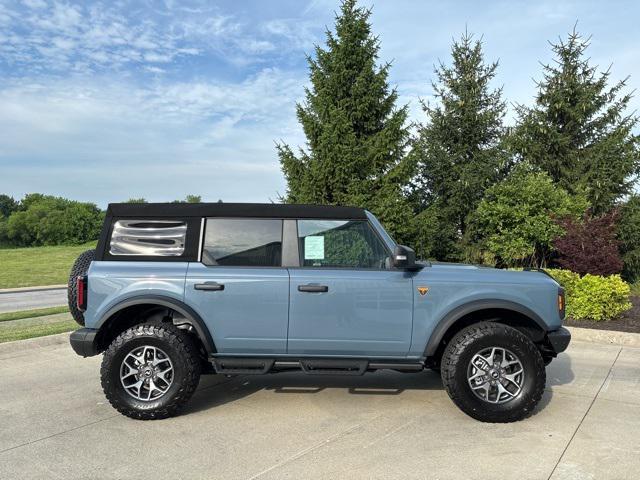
[297,220,389,269]
[202,219,282,267]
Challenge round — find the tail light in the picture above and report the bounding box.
[557,287,565,319]
[77,276,87,312]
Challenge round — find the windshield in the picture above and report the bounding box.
[365,211,397,250]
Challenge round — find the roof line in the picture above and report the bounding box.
[106,202,368,220]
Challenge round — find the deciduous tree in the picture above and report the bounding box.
[553,210,623,276]
[0,194,17,218]
[469,166,588,268]
[0,195,103,247]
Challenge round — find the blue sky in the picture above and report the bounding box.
[0,0,638,207]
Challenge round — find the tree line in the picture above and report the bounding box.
[277,0,640,282]
[0,194,202,248]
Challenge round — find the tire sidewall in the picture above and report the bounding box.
[103,331,193,415]
[448,327,544,418]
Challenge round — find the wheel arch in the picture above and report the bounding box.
[94,295,216,355]
[424,300,548,358]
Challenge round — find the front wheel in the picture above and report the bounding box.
[441,322,545,423]
[101,322,201,420]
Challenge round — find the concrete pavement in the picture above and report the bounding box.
[0,340,638,480]
[0,287,67,313]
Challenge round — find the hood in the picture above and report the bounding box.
[416,262,559,287]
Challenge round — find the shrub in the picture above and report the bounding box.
[547,269,580,293]
[548,269,632,321]
[553,210,623,276]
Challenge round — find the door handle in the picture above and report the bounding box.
[298,284,329,293]
[194,282,225,291]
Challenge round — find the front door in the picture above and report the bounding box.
[184,218,289,355]
[287,219,413,357]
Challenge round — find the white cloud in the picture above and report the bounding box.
[1,1,202,74]
[262,18,319,50]
[0,1,327,76]
[0,68,306,205]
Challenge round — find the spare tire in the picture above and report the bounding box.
[68,249,96,326]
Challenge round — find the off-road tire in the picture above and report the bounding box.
[101,322,201,420]
[67,249,96,326]
[441,322,545,423]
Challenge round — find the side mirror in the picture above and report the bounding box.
[392,245,418,270]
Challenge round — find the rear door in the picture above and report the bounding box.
[287,219,413,357]
[184,218,289,355]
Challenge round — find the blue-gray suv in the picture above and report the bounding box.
[68,203,570,422]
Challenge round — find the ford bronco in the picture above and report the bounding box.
[68,203,570,422]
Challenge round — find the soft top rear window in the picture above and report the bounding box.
[109,219,187,256]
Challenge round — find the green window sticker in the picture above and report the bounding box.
[304,236,325,260]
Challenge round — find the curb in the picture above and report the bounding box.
[566,326,640,348]
[0,285,67,294]
[0,331,71,355]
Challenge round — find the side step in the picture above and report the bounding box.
[368,362,424,372]
[212,358,275,375]
[209,358,425,375]
[299,359,368,375]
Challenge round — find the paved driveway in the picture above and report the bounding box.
[0,339,638,479]
[0,287,67,313]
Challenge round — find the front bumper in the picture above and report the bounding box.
[547,326,571,354]
[70,328,99,357]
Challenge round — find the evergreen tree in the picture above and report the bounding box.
[410,32,508,259]
[618,195,640,282]
[277,0,413,242]
[512,29,640,214]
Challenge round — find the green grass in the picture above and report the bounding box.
[631,282,640,298]
[0,318,76,343]
[0,306,69,323]
[0,242,96,289]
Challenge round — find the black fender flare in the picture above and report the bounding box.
[423,299,548,357]
[96,295,216,354]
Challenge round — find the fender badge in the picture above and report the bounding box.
[417,286,429,296]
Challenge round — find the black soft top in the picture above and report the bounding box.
[106,203,367,220]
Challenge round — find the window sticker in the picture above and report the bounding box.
[304,236,325,260]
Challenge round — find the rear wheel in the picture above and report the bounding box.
[441,322,545,423]
[101,322,201,420]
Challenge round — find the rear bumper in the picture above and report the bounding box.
[69,328,99,357]
[547,326,571,354]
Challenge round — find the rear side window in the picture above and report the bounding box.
[297,220,389,269]
[109,220,187,256]
[202,219,283,267]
